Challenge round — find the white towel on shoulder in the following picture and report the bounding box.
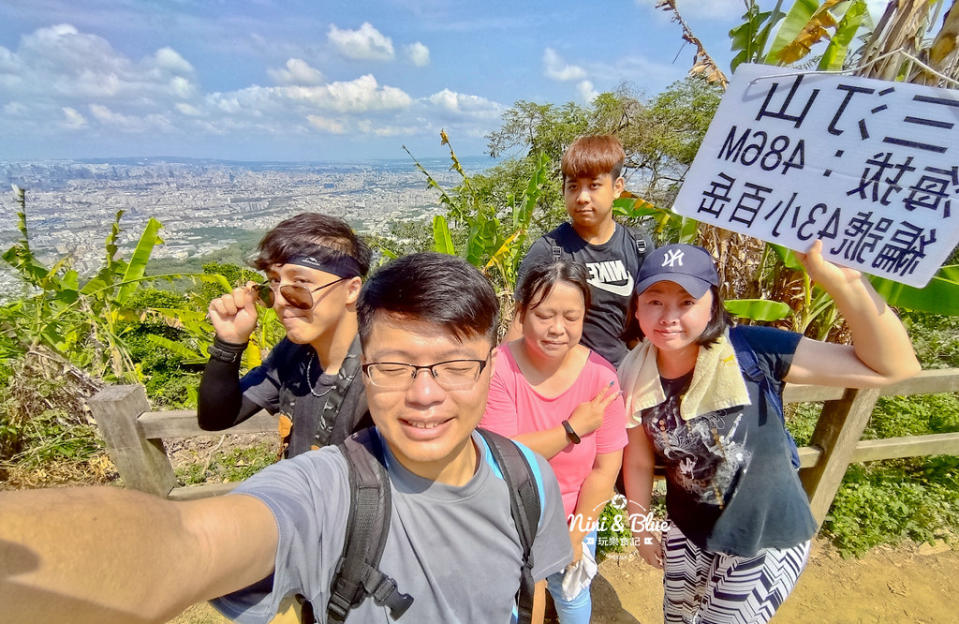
[617,330,752,425]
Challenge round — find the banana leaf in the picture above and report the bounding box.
[819,0,868,70]
[677,215,699,244]
[432,215,455,255]
[514,152,548,228]
[725,298,792,321]
[768,243,803,270]
[117,218,163,305]
[104,210,125,269]
[730,1,784,72]
[765,0,820,64]
[870,268,959,315]
[146,334,206,362]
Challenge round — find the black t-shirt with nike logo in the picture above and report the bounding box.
[516,222,652,367]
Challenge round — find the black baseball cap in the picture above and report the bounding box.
[634,244,718,299]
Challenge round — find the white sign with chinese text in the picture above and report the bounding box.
[673,63,959,288]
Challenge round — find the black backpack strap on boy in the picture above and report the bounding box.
[315,336,370,449]
[327,429,414,623]
[729,326,802,469]
[476,428,541,624]
[546,223,650,262]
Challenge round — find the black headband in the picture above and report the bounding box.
[287,252,363,278]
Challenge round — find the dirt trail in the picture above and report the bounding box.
[592,538,959,623]
[172,538,959,623]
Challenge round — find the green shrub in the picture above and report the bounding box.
[822,459,959,556]
[784,309,959,557]
[901,310,959,369]
[596,502,631,555]
[864,393,959,440]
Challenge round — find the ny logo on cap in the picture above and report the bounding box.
[661,249,684,267]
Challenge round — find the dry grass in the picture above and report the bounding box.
[0,451,118,491]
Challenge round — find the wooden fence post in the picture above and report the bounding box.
[87,384,176,497]
[800,387,881,527]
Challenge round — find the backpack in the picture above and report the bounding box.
[547,222,652,263]
[317,427,542,623]
[275,337,372,457]
[728,326,802,470]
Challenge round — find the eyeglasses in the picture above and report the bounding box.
[362,356,490,390]
[256,277,347,310]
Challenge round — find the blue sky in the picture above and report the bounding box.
[0,1,885,162]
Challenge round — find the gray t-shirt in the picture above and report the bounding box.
[212,430,572,623]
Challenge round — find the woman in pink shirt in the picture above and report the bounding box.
[481,261,627,624]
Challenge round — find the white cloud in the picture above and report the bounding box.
[169,76,194,98]
[87,104,173,133]
[153,47,194,75]
[543,48,586,82]
[198,74,411,131]
[577,80,599,103]
[427,88,501,119]
[175,102,203,116]
[307,115,347,134]
[2,24,197,102]
[285,74,412,112]
[89,103,136,127]
[0,46,18,73]
[405,42,430,67]
[0,23,502,151]
[268,58,325,85]
[328,22,395,61]
[61,106,87,128]
[356,119,420,136]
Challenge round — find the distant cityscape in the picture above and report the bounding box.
[0,156,495,298]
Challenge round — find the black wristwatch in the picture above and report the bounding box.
[207,336,248,364]
[562,420,581,444]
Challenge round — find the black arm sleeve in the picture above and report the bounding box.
[197,341,265,431]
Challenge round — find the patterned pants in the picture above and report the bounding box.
[662,523,811,624]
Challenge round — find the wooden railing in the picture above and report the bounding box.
[87,369,959,526]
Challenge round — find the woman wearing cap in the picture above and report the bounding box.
[619,241,919,623]
[481,261,626,624]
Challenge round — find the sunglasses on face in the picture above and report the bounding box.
[255,276,347,310]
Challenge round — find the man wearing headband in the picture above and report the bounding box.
[198,212,373,456]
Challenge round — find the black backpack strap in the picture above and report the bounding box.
[476,428,541,624]
[729,326,801,469]
[624,225,651,257]
[328,429,414,623]
[314,336,364,448]
[545,230,564,262]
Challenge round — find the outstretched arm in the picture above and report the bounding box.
[0,486,277,624]
[785,240,921,388]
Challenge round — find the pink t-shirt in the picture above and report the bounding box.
[481,345,627,518]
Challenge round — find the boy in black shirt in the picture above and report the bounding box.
[507,135,652,368]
